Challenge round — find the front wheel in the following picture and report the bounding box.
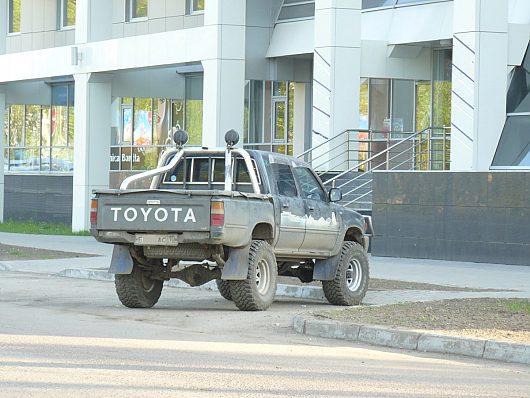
[115,262,163,308]
[229,240,277,311]
[322,242,369,306]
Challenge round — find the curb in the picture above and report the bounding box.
[0,263,10,271]
[292,314,530,366]
[57,268,325,300]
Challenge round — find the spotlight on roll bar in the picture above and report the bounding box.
[225,130,240,147]
[173,129,189,148]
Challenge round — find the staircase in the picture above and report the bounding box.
[297,127,451,211]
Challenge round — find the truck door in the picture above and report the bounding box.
[270,163,305,254]
[293,167,340,255]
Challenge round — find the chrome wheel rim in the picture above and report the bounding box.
[256,258,270,295]
[346,259,362,292]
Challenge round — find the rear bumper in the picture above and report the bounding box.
[93,231,216,245]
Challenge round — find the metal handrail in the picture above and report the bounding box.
[322,126,449,186]
[293,126,450,209]
[296,129,371,160]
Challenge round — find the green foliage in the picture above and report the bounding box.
[505,301,530,314]
[0,220,90,236]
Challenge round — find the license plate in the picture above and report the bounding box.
[134,234,181,246]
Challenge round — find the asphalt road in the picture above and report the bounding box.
[0,271,529,398]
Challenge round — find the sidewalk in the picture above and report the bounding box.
[1,232,529,365]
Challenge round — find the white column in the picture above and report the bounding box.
[312,0,361,171]
[451,0,508,170]
[0,91,5,222]
[72,73,112,231]
[202,0,246,148]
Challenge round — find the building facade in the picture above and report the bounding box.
[0,0,529,230]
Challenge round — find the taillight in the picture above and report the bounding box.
[211,201,225,227]
[90,199,98,226]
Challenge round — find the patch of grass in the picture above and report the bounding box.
[0,220,91,236]
[505,301,530,314]
[7,248,24,257]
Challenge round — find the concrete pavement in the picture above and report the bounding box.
[1,231,529,365]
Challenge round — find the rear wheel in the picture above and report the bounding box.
[115,262,163,308]
[322,242,369,306]
[229,240,277,311]
[216,279,232,301]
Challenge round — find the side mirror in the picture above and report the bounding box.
[329,188,342,202]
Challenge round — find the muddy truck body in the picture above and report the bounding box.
[91,131,371,311]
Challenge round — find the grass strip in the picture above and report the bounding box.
[0,220,90,236]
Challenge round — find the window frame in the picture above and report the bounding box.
[189,0,205,15]
[8,0,21,35]
[4,83,75,174]
[126,0,148,22]
[59,0,76,30]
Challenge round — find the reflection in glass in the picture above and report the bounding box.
[9,105,24,147]
[52,105,68,146]
[492,115,530,167]
[274,101,286,141]
[41,106,51,147]
[369,79,390,131]
[392,80,414,132]
[415,80,431,131]
[133,98,152,146]
[25,105,41,147]
[433,49,452,127]
[9,0,21,33]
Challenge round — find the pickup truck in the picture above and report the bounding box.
[91,130,371,311]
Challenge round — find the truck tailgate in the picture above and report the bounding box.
[96,191,210,232]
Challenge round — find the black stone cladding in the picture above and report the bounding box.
[371,171,530,266]
[4,175,73,225]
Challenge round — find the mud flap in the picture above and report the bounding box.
[313,255,339,281]
[109,245,134,275]
[221,243,251,280]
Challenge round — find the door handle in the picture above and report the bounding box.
[308,205,315,211]
[282,202,289,209]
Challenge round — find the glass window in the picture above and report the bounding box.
[190,0,204,13]
[362,0,396,9]
[273,100,286,141]
[271,163,297,197]
[245,81,264,144]
[369,79,390,131]
[415,80,432,131]
[133,98,152,146]
[9,105,24,147]
[185,75,203,146]
[433,49,452,127]
[127,0,148,20]
[492,115,530,167]
[61,0,76,28]
[25,105,41,147]
[359,78,369,130]
[8,0,21,34]
[4,87,74,174]
[391,80,415,132]
[293,167,326,201]
[191,158,209,182]
[277,2,315,22]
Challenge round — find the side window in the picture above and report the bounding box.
[271,163,298,197]
[293,167,327,201]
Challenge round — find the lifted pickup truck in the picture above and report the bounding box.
[91,130,371,311]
